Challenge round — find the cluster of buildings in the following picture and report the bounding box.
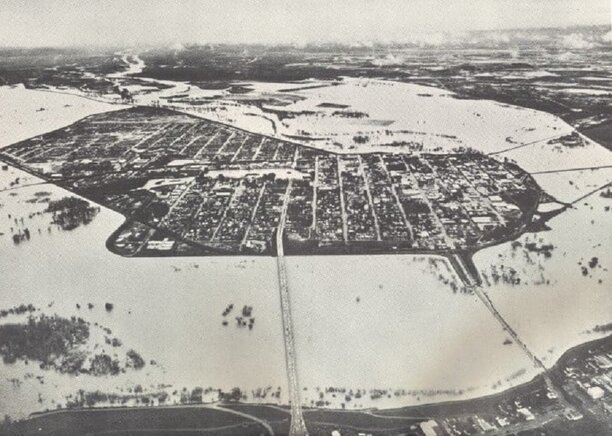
[564,343,612,415]
[415,338,612,436]
[1,106,540,256]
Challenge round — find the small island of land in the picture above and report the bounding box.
[0,106,543,267]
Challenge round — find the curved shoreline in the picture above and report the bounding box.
[5,333,610,435]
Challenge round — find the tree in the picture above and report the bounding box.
[126,349,145,370]
[148,202,170,219]
[220,387,242,402]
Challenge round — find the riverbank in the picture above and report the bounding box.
[3,334,610,435]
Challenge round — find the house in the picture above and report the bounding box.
[419,420,441,436]
[517,407,535,421]
[587,386,605,400]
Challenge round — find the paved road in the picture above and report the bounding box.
[570,181,612,205]
[0,180,51,192]
[486,134,568,156]
[531,164,612,175]
[213,404,275,436]
[276,181,309,436]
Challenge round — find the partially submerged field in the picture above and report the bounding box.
[152,77,574,154]
[0,84,125,149]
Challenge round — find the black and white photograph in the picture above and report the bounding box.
[0,1,611,435]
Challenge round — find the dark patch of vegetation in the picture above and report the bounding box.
[222,303,234,317]
[582,119,612,150]
[0,47,125,88]
[126,349,145,370]
[0,304,36,318]
[90,353,120,376]
[333,110,368,118]
[45,196,99,230]
[524,242,555,258]
[353,134,370,144]
[58,350,88,374]
[133,200,170,222]
[592,323,612,333]
[11,228,31,244]
[547,132,584,148]
[0,314,89,367]
[136,45,412,85]
[190,386,204,402]
[317,102,349,109]
[219,387,244,402]
[233,306,256,330]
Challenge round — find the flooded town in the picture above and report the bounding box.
[0,1,611,435]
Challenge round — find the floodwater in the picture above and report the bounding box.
[473,186,612,369]
[286,255,537,409]
[0,165,541,416]
[0,167,288,418]
[0,164,539,417]
[0,79,610,419]
[0,84,124,149]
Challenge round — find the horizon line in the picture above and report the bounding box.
[0,24,609,50]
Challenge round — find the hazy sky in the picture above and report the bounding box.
[0,0,609,47]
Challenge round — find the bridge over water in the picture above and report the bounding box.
[276,180,309,436]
